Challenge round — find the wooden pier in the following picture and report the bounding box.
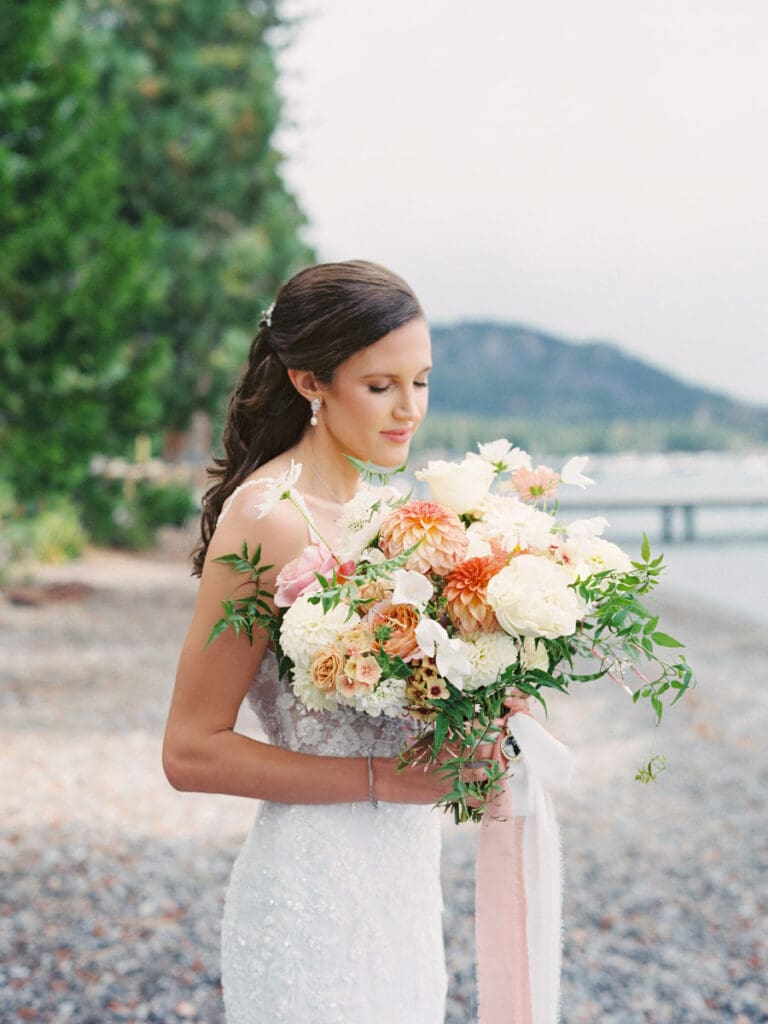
[558,494,768,542]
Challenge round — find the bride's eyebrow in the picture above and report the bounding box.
[360,367,432,379]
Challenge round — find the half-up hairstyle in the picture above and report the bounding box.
[192,259,424,575]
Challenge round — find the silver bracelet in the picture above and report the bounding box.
[367,754,379,809]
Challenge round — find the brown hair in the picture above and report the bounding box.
[191,259,424,575]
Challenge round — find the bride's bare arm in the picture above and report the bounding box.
[162,494,446,806]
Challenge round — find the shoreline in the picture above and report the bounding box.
[2,547,766,1023]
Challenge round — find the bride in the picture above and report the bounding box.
[163,260,466,1023]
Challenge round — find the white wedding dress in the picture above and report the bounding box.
[220,650,448,1023]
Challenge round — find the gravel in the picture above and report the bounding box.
[2,545,766,1023]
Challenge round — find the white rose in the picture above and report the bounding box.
[280,595,360,668]
[486,555,589,639]
[415,453,495,515]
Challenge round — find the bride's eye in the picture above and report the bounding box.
[414,379,429,388]
[368,384,390,394]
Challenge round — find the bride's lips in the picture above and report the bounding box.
[380,428,413,444]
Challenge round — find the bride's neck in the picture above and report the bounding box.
[291,434,360,505]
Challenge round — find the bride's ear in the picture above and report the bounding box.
[287,369,323,403]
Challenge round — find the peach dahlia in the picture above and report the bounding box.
[378,500,468,577]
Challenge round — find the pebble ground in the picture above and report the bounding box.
[2,541,766,1023]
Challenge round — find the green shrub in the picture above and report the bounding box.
[1,498,87,567]
[76,477,195,550]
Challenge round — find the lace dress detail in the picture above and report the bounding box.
[220,652,447,1023]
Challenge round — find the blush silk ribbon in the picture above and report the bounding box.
[476,706,574,1024]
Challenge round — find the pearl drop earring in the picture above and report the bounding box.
[310,397,322,426]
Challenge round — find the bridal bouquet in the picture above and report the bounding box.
[209,440,692,822]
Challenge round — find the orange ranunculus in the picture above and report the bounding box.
[370,602,421,661]
[378,500,468,577]
[310,646,344,692]
[443,554,507,634]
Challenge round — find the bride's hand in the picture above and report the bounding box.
[461,692,533,808]
[373,740,464,805]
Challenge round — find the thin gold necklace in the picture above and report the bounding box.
[307,461,350,506]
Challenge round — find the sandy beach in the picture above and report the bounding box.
[1,538,766,1023]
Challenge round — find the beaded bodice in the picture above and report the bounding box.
[246,651,416,759]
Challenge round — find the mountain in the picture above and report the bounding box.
[427,322,767,440]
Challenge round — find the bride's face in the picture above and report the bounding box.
[320,317,431,467]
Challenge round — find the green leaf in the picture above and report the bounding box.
[640,534,651,562]
[652,632,685,648]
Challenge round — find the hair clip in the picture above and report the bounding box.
[260,302,275,329]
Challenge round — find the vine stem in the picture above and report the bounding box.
[285,494,343,567]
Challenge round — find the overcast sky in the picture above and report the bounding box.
[275,1,768,406]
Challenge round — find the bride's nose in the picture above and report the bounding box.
[394,387,421,421]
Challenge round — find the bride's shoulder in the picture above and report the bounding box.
[207,460,309,568]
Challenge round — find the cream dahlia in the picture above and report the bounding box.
[378,500,468,576]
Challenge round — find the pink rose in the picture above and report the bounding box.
[274,542,337,608]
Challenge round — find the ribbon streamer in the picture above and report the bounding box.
[476,711,574,1024]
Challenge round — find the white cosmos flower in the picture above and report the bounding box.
[486,554,590,639]
[566,516,609,539]
[477,439,532,473]
[560,456,595,489]
[391,569,433,607]
[336,487,399,560]
[415,619,472,688]
[255,460,303,517]
[415,453,495,515]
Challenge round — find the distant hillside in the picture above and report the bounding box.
[421,322,767,452]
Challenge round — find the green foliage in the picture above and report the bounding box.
[76,477,195,549]
[635,754,667,784]
[397,538,694,824]
[1,0,313,513]
[207,541,289,674]
[84,0,314,430]
[1,497,88,567]
[0,2,168,498]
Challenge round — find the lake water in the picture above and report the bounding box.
[414,448,768,627]
[566,450,768,626]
